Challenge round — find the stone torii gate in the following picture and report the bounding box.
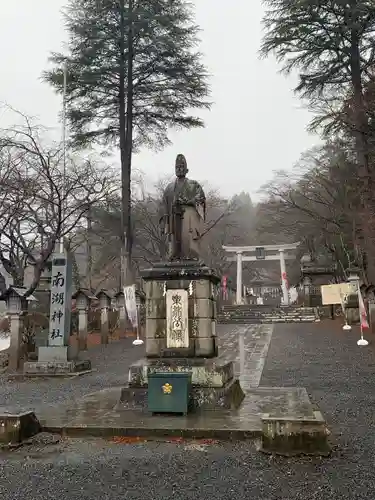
[223,243,300,306]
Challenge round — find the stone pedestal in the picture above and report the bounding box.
[119,260,244,412]
[142,261,219,358]
[119,357,244,411]
[24,344,91,376]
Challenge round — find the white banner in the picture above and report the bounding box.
[123,285,138,328]
[358,286,369,330]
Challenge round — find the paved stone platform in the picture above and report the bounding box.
[38,385,317,440]
[32,325,328,451]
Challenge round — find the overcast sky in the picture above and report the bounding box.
[0,0,319,200]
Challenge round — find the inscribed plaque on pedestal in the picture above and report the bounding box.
[166,289,189,348]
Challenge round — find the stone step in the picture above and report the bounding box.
[218,305,318,325]
[217,315,317,324]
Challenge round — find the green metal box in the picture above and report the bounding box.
[148,372,191,415]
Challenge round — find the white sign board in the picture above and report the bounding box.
[124,285,138,328]
[166,289,189,348]
[321,283,356,305]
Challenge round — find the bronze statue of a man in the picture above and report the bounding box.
[162,154,206,260]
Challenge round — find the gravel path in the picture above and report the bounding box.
[0,337,141,411]
[1,322,375,499]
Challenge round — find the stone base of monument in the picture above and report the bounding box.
[118,357,245,411]
[38,386,330,456]
[0,408,41,447]
[23,346,92,377]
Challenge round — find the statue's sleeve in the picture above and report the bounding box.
[163,184,176,233]
[194,181,206,220]
[195,181,206,204]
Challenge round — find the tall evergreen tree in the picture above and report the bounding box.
[261,0,375,276]
[44,0,210,284]
[261,0,375,165]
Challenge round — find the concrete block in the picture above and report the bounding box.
[195,337,216,357]
[194,279,212,299]
[38,345,75,363]
[128,358,234,388]
[146,298,166,319]
[0,408,41,446]
[260,411,330,456]
[145,338,166,357]
[189,318,214,338]
[164,279,191,290]
[188,298,215,319]
[23,359,91,376]
[145,318,166,339]
[144,280,165,300]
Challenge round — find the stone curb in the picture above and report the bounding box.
[41,423,262,441]
[259,410,331,456]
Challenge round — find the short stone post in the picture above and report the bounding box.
[236,252,243,305]
[115,291,126,333]
[135,289,146,338]
[368,299,375,334]
[72,289,95,351]
[96,290,112,345]
[1,287,36,371]
[345,268,361,325]
[8,294,26,371]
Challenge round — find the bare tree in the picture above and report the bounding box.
[0,110,118,295]
[255,142,363,281]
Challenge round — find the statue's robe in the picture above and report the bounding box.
[163,178,206,260]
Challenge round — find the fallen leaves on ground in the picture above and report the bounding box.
[110,436,147,444]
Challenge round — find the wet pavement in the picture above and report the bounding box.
[0,336,140,412]
[37,324,309,439]
[3,324,313,440]
[0,324,274,412]
[3,322,372,499]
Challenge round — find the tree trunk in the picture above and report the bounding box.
[119,0,134,288]
[349,26,369,178]
[348,2,374,282]
[87,201,93,291]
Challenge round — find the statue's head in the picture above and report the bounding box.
[175,154,188,178]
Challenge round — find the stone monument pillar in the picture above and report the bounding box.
[23,251,91,375]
